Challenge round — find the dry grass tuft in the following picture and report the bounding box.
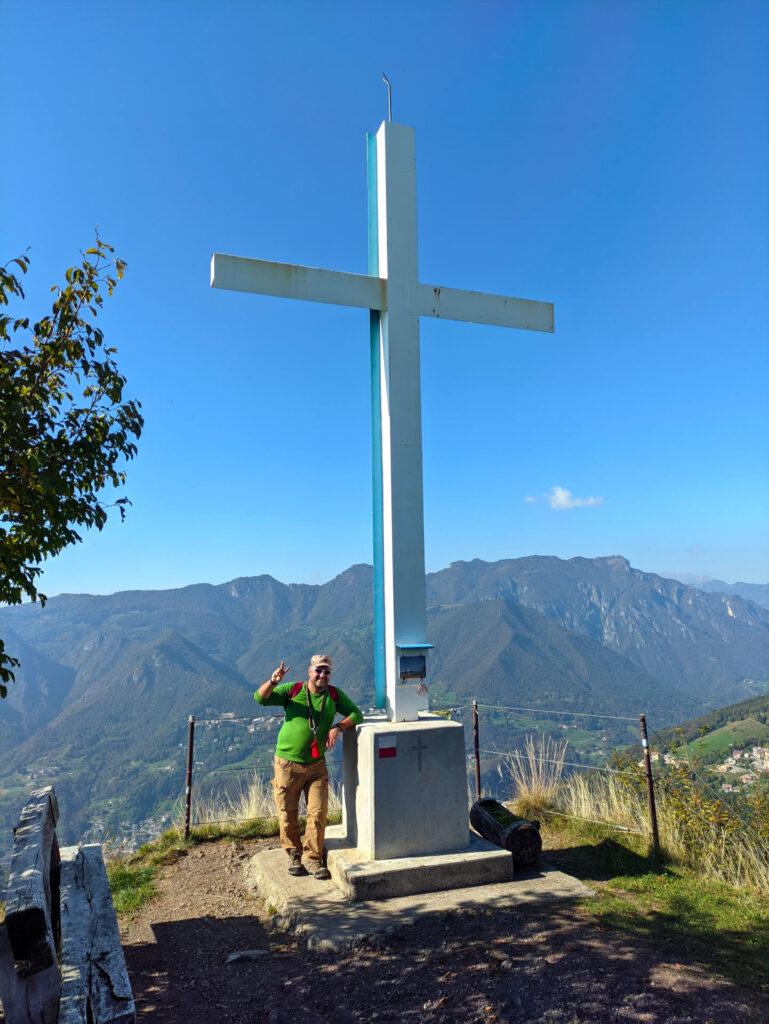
[555,770,769,892]
[190,771,341,828]
[499,733,567,817]
[501,736,769,893]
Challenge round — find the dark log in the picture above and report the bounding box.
[58,844,135,1024]
[0,922,60,1024]
[470,798,542,869]
[4,787,60,978]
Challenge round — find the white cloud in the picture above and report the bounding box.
[524,495,538,504]
[546,485,603,510]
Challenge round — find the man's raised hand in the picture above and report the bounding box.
[270,660,290,685]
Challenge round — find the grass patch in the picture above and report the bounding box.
[187,817,280,844]
[683,717,769,758]
[106,765,344,920]
[541,815,769,993]
[106,813,287,917]
[109,862,157,915]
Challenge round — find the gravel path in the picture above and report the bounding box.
[119,838,768,1024]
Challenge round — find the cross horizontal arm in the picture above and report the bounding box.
[417,282,554,333]
[211,253,387,311]
[211,254,553,332]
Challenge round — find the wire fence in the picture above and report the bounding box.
[534,808,648,835]
[478,749,640,776]
[183,711,349,829]
[169,692,769,894]
[176,697,769,867]
[437,701,763,847]
[474,703,640,723]
[179,699,663,844]
[481,705,767,863]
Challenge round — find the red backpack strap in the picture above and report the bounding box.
[289,681,338,704]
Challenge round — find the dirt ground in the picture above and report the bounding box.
[115,837,769,1024]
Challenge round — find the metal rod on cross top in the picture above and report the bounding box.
[184,715,195,840]
[639,714,661,858]
[472,700,482,800]
[381,73,393,122]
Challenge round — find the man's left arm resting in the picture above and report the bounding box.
[335,692,364,731]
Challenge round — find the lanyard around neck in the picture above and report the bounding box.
[305,683,327,735]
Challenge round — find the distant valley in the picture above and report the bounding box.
[2,554,769,853]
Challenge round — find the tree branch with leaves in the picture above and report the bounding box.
[0,238,144,695]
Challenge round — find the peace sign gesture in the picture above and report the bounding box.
[270,660,290,685]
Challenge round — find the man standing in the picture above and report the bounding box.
[255,654,363,879]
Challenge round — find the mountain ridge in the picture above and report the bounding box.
[681,577,769,611]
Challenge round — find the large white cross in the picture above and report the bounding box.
[211,121,553,722]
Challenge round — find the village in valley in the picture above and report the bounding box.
[713,746,769,792]
[647,744,769,793]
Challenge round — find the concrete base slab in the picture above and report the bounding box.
[326,828,513,900]
[244,847,595,953]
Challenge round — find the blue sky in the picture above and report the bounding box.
[3,0,768,594]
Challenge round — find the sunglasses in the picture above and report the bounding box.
[313,667,331,676]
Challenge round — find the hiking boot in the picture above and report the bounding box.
[288,853,308,877]
[313,865,331,880]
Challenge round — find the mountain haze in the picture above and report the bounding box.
[674,576,769,611]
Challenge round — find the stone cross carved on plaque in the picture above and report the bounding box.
[412,735,428,772]
[211,121,554,723]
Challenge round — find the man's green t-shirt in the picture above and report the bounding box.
[254,682,363,764]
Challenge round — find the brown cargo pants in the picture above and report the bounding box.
[273,756,329,867]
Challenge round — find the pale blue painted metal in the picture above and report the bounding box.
[373,123,431,722]
[367,131,386,711]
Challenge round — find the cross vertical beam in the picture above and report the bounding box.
[373,123,430,722]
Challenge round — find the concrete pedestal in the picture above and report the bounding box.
[327,714,513,899]
[341,715,469,859]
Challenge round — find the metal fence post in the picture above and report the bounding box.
[472,700,481,801]
[184,715,196,840]
[639,714,661,859]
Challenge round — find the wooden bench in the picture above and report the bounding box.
[0,787,135,1024]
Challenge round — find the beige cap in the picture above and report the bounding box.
[310,653,333,670]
